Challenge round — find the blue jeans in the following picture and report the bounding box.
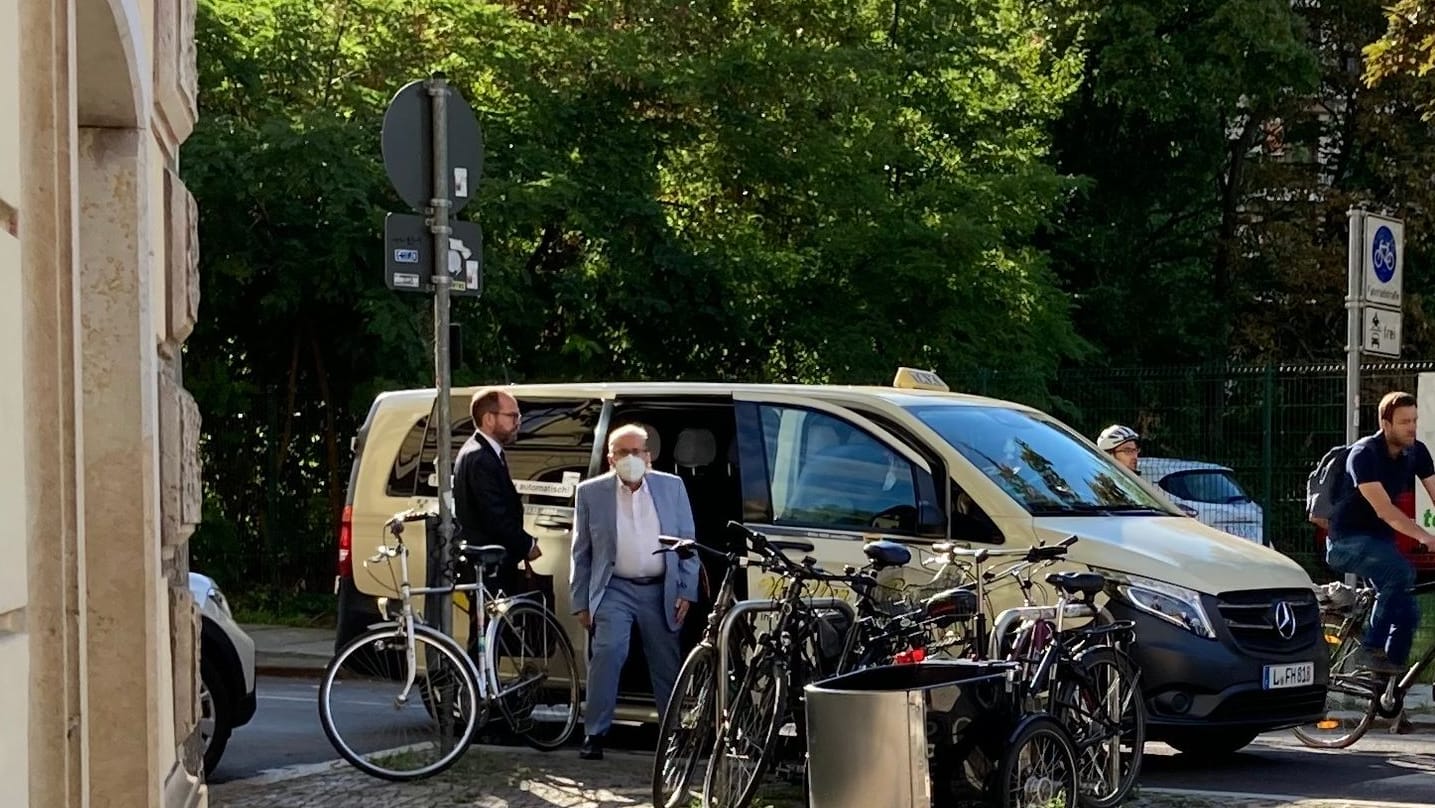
[1326,534,1418,664]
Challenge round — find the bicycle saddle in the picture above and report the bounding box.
[1045,571,1106,597]
[863,539,912,570]
[457,543,509,567]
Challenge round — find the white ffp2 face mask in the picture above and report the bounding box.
[615,455,647,484]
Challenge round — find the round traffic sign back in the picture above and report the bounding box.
[381,78,485,215]
[1372,225,1397,284]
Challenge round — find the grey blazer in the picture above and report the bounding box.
[569,470,700,632]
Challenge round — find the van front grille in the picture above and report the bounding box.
[1215,588,1320,655]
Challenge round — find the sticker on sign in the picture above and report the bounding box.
[392,273,421,289]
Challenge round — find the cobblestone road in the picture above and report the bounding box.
[208,743,1427,808]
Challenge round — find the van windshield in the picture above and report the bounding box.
[904,403,1181,516]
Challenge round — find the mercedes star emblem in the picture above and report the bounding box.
[1274,601,1297,640]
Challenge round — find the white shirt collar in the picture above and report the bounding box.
[477,429,504,457]
[615,474,647,495]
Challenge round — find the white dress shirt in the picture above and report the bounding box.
[478,430,504,460]
[613,477,666,579]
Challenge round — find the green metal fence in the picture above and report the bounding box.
[948,361,1435,577]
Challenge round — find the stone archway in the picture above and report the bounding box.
[22,0,199,804]
[75,0,146,128]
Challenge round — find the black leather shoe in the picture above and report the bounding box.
[579,735,604,760]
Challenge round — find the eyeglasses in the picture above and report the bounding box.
[611,447,649,458]
[1115,446,1140,456]
[496,411,522,422]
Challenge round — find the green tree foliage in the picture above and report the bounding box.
[1043,0,1319,365]
[1231,0,1435,359]
[1046,0,1434,365]
[1365,0,1435,115]
[184,0,1088,588]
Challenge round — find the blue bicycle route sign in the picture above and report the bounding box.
[1362,214,1404,309]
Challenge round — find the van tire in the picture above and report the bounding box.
[1164,729,1257,757]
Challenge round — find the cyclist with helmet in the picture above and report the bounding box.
[1097,425,1141,472]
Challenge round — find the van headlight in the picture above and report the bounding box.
[1099,570,1217,640]
[207,585,232,619]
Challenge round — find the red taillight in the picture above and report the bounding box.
[894,648,927,665]
[337,505,353,578]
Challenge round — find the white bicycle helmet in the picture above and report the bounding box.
[1096,424,1140,452]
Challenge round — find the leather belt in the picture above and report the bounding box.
[616,575,663,586]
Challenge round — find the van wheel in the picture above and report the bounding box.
[1164,729,1257,757]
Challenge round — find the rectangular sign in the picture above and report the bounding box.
[1362,305,1402,358]
[1415,373,1435,529]
[1362,213,1404,309]
[383,212,484,297]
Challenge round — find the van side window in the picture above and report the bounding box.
[757,405,922,534]
[386,417,429,497]
[393,399,602,506]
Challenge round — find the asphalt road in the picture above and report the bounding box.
[213,675,1435,802]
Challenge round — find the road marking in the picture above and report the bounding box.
[1143,788,1435,808]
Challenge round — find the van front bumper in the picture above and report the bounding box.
[1110,597,1329,737]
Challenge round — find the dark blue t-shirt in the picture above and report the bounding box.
[1330,432,1435,541]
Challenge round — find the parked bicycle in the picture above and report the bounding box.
[926,537,1145,808]
[317,508,581,781]
[1293,576,1435,749]
[650,524,818,808]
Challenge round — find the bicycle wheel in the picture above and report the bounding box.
[485,599,581,751]
[318,625,479,781]
[652,644,718,808]
[703,649,786,808]
[997,714,1079,808]
[1292,617,1377,749]
[1055,647,1145,808]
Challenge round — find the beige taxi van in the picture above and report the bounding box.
[334,370,1327,754]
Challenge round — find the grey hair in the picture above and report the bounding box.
[607,423,650,451]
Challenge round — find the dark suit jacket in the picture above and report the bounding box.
[453,433,535,578]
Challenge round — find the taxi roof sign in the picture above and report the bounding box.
[892,367,949,392]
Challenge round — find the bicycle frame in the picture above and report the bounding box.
[368,529,540,710]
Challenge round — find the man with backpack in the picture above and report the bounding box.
[1317,391,1435,674]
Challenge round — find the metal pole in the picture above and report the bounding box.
[429,72,455,637]
[1345,205,1363,588]
[1346,205,1364,447]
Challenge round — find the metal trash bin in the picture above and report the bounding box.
[805,660,1021,808]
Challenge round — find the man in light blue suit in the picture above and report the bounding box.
[570,423,700,760]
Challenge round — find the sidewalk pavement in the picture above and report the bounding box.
[245,624,331,676]
[207,744,1433,808]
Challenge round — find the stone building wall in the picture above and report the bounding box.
[9,0,206,805]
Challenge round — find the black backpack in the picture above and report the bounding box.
[1306,444,1354,528]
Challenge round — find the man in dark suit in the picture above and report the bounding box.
[454,388,540,592]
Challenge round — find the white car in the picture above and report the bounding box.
[189,572,257,777]
[1139,457,1266,544]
